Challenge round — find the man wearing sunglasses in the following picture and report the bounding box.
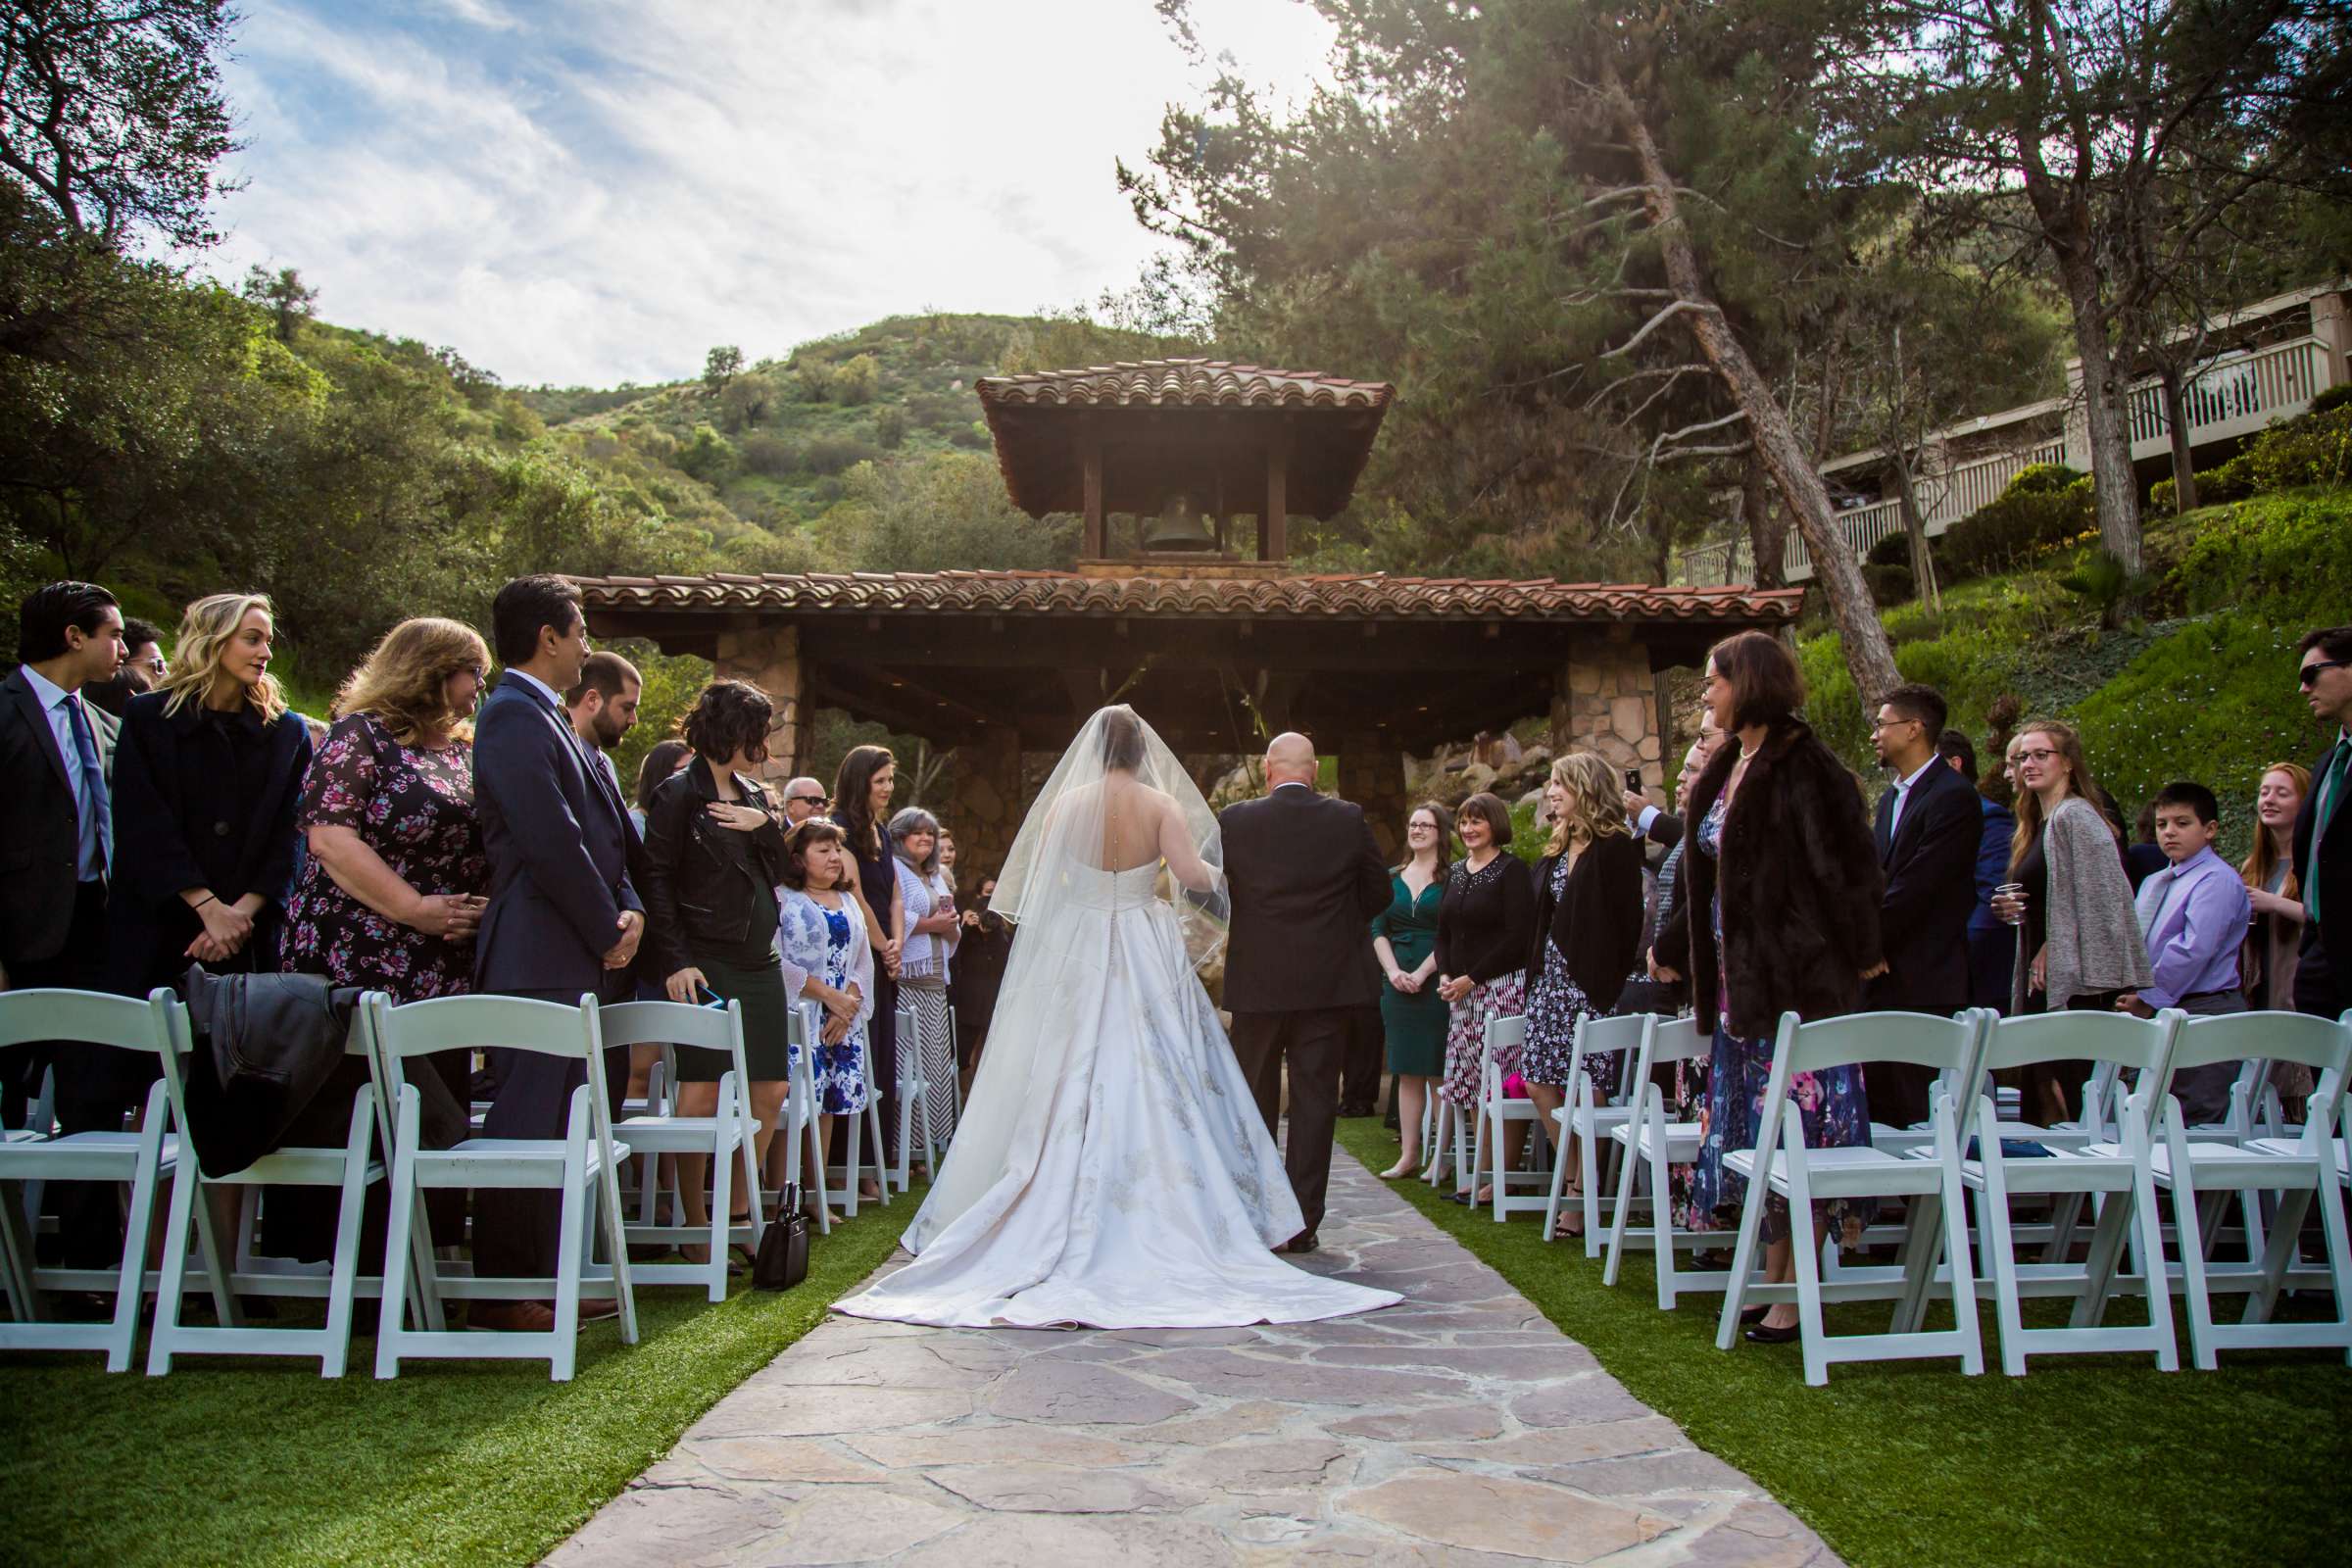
[2294,625,2352,1020]
[781,777,829,825]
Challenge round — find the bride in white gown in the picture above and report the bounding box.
[834,707,1399,1329]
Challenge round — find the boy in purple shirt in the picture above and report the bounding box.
[2119,781,2252,1124]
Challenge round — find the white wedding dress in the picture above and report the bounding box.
[834,710,1399,1330]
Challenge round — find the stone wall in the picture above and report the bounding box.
[1338,736,1411,861]
[711,624,810,784]
[949,725,1025,881]
[1547,636,1664,794]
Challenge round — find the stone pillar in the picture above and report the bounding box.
[1339,735,1410,861]
[951,724,1025,880]
[1548,637,1664,794]
[712,623,810,784]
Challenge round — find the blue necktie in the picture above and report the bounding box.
[64,694,110,878]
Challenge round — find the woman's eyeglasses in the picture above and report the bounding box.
[2016,748,2061,764]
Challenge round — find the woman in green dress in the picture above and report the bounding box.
[1371,801,1453,1178]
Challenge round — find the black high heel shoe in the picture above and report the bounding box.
[1740,1304,1769,1325]
[1743,1319,1801,1344]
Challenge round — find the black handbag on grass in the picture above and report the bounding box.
[756,1182,810,1290]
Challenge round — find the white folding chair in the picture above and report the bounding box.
[1601,1016,1739,1307]
[604,999,766,1302]
[1954,1009,2182,1376]
[1471,1015,1548,1221]
[769,1000,830,1234]
[1716,1009,1987,1386]
[893,998,938,1192]
[831,1032,892,1218]
[146,1006,387,1376]
[368,992,638,1382]
[2135,1009,2352,1369]
[1425,1092,1472,1190]
[0,988,212,1371]
[1544,1013,1649,1251]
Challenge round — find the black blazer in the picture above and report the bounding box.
[1642,808,1685,852]
[640,757,787,978]
[1681,718,1885,1039]
[1527,832,1646,1013]
[107,690,311,992]
[471,674,641,997]
[2293,736,2352,1001]
[1863,759,1981,1014]
[0,667,120,967]
[1434,852,1537,986]
[1218,784,1391,1012]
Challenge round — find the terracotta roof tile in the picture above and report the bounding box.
[975,359,1393,411]
[570,569,1803,625]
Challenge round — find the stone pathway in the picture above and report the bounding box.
[551,1153,1838,1567]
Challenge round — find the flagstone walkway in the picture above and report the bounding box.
[550,1155,1838,1567]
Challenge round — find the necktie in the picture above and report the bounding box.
[64,693,110,877]
[2138,867,2179,942]
[2312,736,2350,923]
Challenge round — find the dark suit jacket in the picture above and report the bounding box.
[107,690,310,992]
[2293,735,2352,1001]
[0,667,120,967]
[1864,759,1980,1014]
[1642,808,1685,852]
[472,675,641,997]
[1218,784,1391,1013]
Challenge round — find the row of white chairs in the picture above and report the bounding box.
[1416,1004,2351,1385]
[0,985,858,1380]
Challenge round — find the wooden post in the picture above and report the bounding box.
[1081,424,1104,560]
[1264,431,1289,563]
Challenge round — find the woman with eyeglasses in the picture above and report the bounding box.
[1371,801,1452,1178]
[1987,718,2149,1122]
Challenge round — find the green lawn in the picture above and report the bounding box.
[0,1189,920,1568]
[1335,1119,2350,1568]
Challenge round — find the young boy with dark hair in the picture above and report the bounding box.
[2120,779,2252,1123]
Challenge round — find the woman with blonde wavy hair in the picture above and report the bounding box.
[283,616,494,1011]
[1517,751,1646,1238]
[109,593,316,998]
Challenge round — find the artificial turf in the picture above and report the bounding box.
[1333,1117,2352,1568]
[0,1185,921,1568]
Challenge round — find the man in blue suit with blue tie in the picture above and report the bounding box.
[468,575,644,1331]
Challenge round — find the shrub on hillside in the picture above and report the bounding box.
[2244,401,2352,494]
[1938,466,2093,580]
[674,423,738,484]
[1866,531,1911,567]
[805,432,879,475]
[741,432,802,477]
[1863,563,1916,606]
[2310,383,2352,416]
[2149,453,2255,514]
[874,406,906,449]
[834,354,881,406]
[949,420,991,449]
[2171,488,2352,623]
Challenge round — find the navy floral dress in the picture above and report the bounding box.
[283,712,485,1001]
[1687,793,1874,1247]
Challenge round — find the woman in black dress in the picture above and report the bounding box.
[642,681,794,1256]
[1433,792,1536,1201]
[832,744,901,1200]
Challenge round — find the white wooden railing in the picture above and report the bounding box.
[1679,334,2337,586]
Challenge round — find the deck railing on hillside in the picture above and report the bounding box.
[1678,334,2338,587]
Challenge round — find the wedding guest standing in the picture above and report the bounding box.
[1370,802,1451,1179]
[1520,754,1644,1238]
[278,616,490,1254]
[780,777,829,826]
[1939,729,2019,1013]
[641,680,795,1255]
[631,739,691,837]
[469,575,641,1332]
[1,583,124,1262]
[890,807,961,1158]
[1681,630,1884,1345]
[79,614,162,719]
[831,745,901,1199]
[777,818,874,1206]
[2117,781,2250,1123]
[2243,762,2311,1115]
[951,874,1010,1094]
[1987,718,2148,1122]
[1432,791,1535,1199]
[2293,625,2352,1021]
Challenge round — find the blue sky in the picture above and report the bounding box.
[203,0,1334,386]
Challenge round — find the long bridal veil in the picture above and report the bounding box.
[902,704,1227,1251]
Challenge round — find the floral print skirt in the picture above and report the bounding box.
[1441,970,1528,1108]
[1521,952,1614,1092]
[1688,1026,1874,1247]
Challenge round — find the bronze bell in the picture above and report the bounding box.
[1142,492,1216,552]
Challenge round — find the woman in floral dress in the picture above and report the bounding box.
[1433,792,1536,1200]
[777,818,876,1189]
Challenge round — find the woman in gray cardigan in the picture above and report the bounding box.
[1990,719,2151,1122]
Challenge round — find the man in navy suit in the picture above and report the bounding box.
[2294,625,2352,1020]
[1218,732,1392,1251]
[468,574,643,1331]
[1862,684,1981,1130]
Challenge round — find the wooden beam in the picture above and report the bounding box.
[1081,422,1104,560]
[1265,430,1289,562]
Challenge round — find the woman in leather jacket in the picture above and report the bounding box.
[641,680,792,1258]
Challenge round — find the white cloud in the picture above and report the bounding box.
[200,0,1335,386]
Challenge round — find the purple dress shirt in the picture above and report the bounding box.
[2132,845,2252,1009]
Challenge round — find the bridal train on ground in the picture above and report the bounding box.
[833,709,1399,1330]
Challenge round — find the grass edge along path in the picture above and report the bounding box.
[0,1181,922,1568]
[1333,1118,2351,1568]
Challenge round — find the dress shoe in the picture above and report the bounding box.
[469,1300,557,1334]
[1743,1319,1801,1345]
[576,1298,621,1322]
[1740,1304,1769,1326]
[1284,1233,1319,1255]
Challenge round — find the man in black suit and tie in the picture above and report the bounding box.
[1218,732,1392,1252]
[2293,625,2352,1020]
[1863,683,1982,1130]
[468,575,644,1332]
